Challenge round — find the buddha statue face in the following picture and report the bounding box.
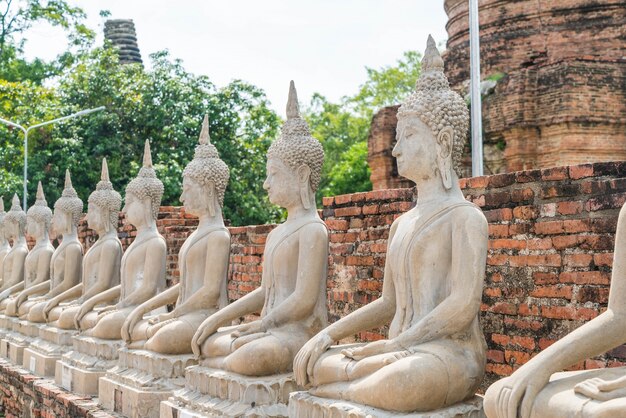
[180,176,216,218]
[4,219,18,241]
[263,157,309,209]
[51,208,70,238]
[86,202,108,233]
[393,117,455,184]
[122,191,152,228]
[26,217,46,240]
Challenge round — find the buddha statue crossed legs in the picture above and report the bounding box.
[121,115,231,355]
[190,81,329,377]
[293,36,488,413]
[3,183,54,316]
[74,140,166,340]
[19,171,83,322]
[43,159,122,330]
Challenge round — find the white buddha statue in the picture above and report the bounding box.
[22,170,84,322]
[0,197,11,287]
[292,36,488,413]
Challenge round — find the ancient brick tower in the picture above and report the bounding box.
[368,0,626,189]
[104,19,143,65]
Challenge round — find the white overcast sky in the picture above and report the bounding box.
[22,1,449,113]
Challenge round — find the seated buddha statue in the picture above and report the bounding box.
[43,159,122,329]
[121,115,230,355]
[3,183,54,316]
[293,36,488,413]
[484,203,626,418]
[0,198,12,285]
[74,140,166,340]
[22,170,84,322]
[190,81,329,377]
[0,195,28,311]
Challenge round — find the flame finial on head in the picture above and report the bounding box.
[0,196,4,213]
[143,139,153,168]
[199,114,211,145]
[35,181,46,204]
[286,80,300,120]
[101,158,110,182]
[11,194,20,211]
[422,34,444,73]
[64,169,72,189]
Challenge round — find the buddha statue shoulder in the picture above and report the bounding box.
[44,159,122,330]
[190,81,329,377]
[24,170,84,322]
[0,197,12,286]
[293,36,488,413]
[0,194,28,311]
[3,183,54,316]
[484,205,626,418]
[75,140,166,340]
[121,115,231,355]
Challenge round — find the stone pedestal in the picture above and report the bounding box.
[160,366,300,418]
[98,348,196,418]
[1,318,41,366]
[288,393,486,418]
[22,325,77,377]
[56,335,123,395]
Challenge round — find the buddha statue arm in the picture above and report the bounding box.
[74,284,121,327]
[258,223,327,330]
[16,280,50,307]
[191,287,265,357]
[42,283,83,320]
[117,238,166,308]
[173,231,230,317]
[121,284,179,343]
[0,281,24,300]
[490,204,626,418]
[46,243,82,299]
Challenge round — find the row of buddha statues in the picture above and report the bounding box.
[0,36,623,418]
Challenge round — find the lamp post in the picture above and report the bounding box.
[0,106,105,209]
[469,0,484,176]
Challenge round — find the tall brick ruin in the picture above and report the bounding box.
[368,0,626,189]
[104,19,143,65]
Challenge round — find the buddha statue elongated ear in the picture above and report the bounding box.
[297,165,313,210]
[436,126,454,190]
[206,180,217,217]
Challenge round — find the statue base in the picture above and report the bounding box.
[288,392,486,418]
[98,347,196,418]
[23,325,78,377]
[55,335,124,395]
[160,366,300,418]
[1,318,41,365]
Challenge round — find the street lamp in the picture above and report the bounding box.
[0,106,105,210]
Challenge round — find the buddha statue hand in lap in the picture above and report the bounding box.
[484,199,626,418]
[293,35,488,413]
[74,140,166,340]
[4,183,54,316]
[0,197,11,284]
[121,114,231,355]
[43,159,122,329]
[24,170,84,322]
[0,195,28,311]
[190,80,329,377]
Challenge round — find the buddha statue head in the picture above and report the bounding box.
[181,115,230,218]
[52,169,84,237]
[87,158,122,234]
[123,140,164,228]
[265,81,324,210]
[393,35,469,190]
[26,182,52,240]
[4,194,26,242]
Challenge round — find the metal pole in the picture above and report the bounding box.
[469,0,484,176]
[0,106,105,210]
